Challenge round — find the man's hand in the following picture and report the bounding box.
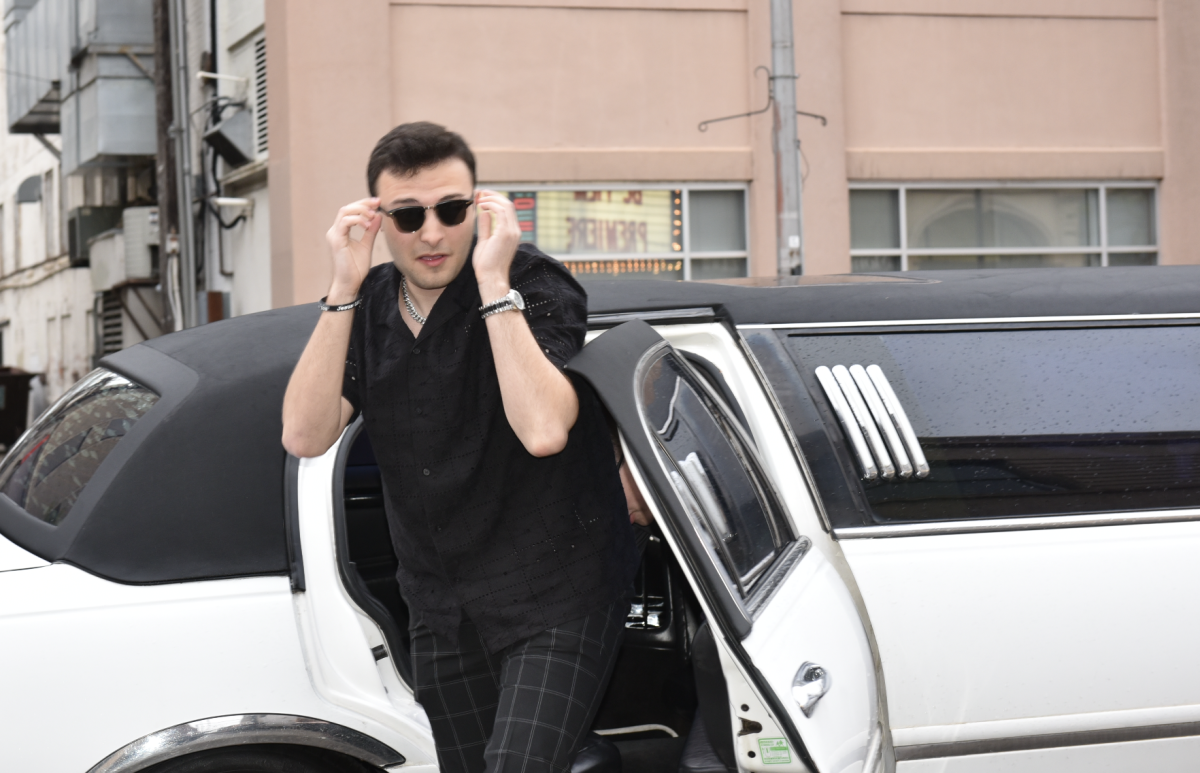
[326,197,383,302]
[473,190,522,301]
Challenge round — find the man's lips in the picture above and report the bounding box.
[417,254,448,267]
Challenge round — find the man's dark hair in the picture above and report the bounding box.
[367,122,477,196]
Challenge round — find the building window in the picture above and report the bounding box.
[849,184,1158,271]
[500,185,749,281]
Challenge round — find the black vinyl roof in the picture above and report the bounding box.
[584,267,1200,325]
[7,266,1198,583]
[0,303,321,583]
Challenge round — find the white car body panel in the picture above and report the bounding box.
[294,436,438,766]
[842,520,1200,760]
[0,449,436,772]
[0,568,317,772]
[0,528,48,571]
[641,323,883,772]
[742,552,879,773]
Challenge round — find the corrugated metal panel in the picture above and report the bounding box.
[8,0,156,166]
[5,0,67,133]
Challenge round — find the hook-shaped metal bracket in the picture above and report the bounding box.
[698,66,774,132]
[697,67,828,131]
[798,109,827,127]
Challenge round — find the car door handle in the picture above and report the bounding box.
[793,662,831,718]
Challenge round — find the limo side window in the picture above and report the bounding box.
[0,369,158,525]
[783,325,1200,522]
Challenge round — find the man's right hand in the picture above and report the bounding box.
[326,197,383,302]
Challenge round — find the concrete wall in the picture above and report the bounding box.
[263,0,1198,286]
[0,26,93,404]
[1158,0,1200,265]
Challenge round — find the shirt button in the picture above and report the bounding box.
[413,347,421,354]
[415,408,422,415]
[423,468,431,476]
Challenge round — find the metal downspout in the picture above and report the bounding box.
[169,0,197,328]
[770,0,804,276]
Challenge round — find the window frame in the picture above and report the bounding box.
[495,182,751,280]
[849,181,1160,271]
[751,315,1200,538]
[635,343,800,617]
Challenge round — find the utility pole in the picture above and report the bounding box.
[152,0,180,332]
[770,0,803,276]
[169,0,198,328]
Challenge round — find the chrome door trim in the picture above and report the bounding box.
[589,307,716,327]
[832,365,896,479]
[87,714,406,773]
[835,508,1200,539]
[815,365,879,480]
[864,365,928,478]
[862,722,884,773]
[850,365,913,479]
[895,720,1200,761]
[738,312,1200,331]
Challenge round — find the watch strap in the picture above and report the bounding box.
[479,288,524,317]
[481,300,518,319]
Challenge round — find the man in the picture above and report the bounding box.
[282,122,639,773]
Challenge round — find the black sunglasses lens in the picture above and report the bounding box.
[390,207,426,233]
[435,200,472,226]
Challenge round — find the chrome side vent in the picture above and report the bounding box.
[814,364,930,481]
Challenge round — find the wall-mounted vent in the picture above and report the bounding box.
[100,291,123,355]
[814,364,929,482]
[254,36,268,155]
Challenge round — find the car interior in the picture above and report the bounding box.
[339,425,739,773]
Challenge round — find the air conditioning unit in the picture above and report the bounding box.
[122,207,159,281]
[68,206,123,267]
[89,207,159,292]
[89,229,125,293]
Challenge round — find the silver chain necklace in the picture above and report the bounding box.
[400,275,427,326]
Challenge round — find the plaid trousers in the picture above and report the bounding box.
[410,599,626,773]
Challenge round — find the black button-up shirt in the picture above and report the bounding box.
[343,244,638,652]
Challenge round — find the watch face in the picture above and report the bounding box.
[511,289,526,310]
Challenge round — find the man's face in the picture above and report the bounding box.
[375,159,476,291]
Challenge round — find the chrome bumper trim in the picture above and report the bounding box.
[87,714,406,773]
[835,508,1200,539]
[896,720,1200,761]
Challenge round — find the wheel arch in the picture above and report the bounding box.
[86,714,405,773]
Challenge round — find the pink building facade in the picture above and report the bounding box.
[264,0,1200,306]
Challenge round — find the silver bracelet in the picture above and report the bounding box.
[318,295,362,312]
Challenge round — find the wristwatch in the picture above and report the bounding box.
[479,288,525,319]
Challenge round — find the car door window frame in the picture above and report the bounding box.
[634,340,808,629]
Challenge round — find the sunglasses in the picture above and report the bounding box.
[378,198,474,233]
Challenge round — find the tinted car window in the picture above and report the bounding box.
[640,351,784,592]
[784,325,1200,522]
[0,369,158,525]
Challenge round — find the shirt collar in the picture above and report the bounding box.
[376,238,481,334]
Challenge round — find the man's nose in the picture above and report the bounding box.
[417,212,446,246]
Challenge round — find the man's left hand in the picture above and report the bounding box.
[474,190,522,300]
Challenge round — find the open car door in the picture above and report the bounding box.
[570,320,886,773]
